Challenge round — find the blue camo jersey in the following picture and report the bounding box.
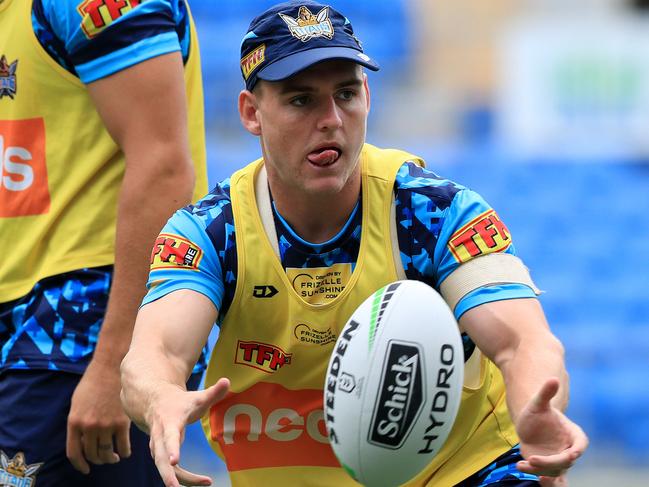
[144,161,537,324]
[32,0,192,83]
[0,0,195,374]
[0,268,109,372]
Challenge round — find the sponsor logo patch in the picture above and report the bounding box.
[0,118,50,217]
[368,340,425,449]
[287,263,351,305]
[279,6,334,42]
[293,323,337,346]
[235,340,292,373]
[240,44,265,81]
[0,450,42,487]
[150,233,203,271]
[0,55,17,99]
[209,382,339,471]
[447,209,511,263]
[252,285,278,298]
[77,0,142,39]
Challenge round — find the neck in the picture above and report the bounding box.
[269,173,361,244]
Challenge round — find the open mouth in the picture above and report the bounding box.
[307,147,342,167]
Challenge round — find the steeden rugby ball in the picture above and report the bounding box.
[324,280,464,486]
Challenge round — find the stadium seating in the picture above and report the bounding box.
[190,0,411,126]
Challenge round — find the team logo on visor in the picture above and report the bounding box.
[279,6,334,42]
[0,55,17,99]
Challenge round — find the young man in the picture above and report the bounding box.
[121,2,588,486]
[0,0,207,485]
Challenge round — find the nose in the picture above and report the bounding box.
[316,96,343,131]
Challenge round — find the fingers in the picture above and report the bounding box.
[517,447,579,478]
[66,423,90,474]
[528,377,561,413]
[539,474,569,487]
[186,378,231,424]
[150,422,183,486]
[115,425,132,459]
[173,464,212,486]
[82,431,120,466]
[66,418,131,473]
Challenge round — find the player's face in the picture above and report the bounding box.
[242,61,370,197]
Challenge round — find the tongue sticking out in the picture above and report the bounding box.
[307,149,339,166]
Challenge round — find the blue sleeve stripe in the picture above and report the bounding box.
[70,11,176,67]
[142,282,222,315]
[454,284,537,319]
[76,32,180,83]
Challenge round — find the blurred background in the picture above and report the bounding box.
[181,0,649,485]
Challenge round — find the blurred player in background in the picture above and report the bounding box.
[121,1,588,486]
[0,0,207,485]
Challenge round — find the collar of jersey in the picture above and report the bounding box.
[271,198,361,255]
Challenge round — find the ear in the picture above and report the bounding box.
[363,73,371,113]
[238,89,261,136]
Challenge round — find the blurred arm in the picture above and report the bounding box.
[66,51,197,473]
[87,50,195,372]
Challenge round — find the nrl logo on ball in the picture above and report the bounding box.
[279,6,334,42]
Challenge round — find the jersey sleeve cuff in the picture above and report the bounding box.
[141,281,222,314]
[76,32,180,84]
[454,283,538,319]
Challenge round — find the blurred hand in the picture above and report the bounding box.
[67,359,131,474]
[515,377,588,485]
[147,378,230,487]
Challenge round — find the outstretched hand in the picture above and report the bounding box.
[515,378,588,486]
[148,378,231,487]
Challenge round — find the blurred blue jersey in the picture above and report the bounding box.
[32,0,192,82]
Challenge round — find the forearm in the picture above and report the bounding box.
[120,290,219,431]
[496,333,569,423]
[92,153,194,367]
[461,298,570,422]
[121,343,190,432]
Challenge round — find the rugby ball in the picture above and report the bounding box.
[324,280,464,486]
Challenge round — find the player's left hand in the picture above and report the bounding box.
[66,358,132,473]
[515,377,588,484]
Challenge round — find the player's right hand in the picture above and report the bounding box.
[148,377,230,487]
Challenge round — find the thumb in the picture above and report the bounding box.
[529,377,560,414]
[187,378,230,424]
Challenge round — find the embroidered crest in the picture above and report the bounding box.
[279,6,334,42]
[0,55,18,99]
[0,451,42,487]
